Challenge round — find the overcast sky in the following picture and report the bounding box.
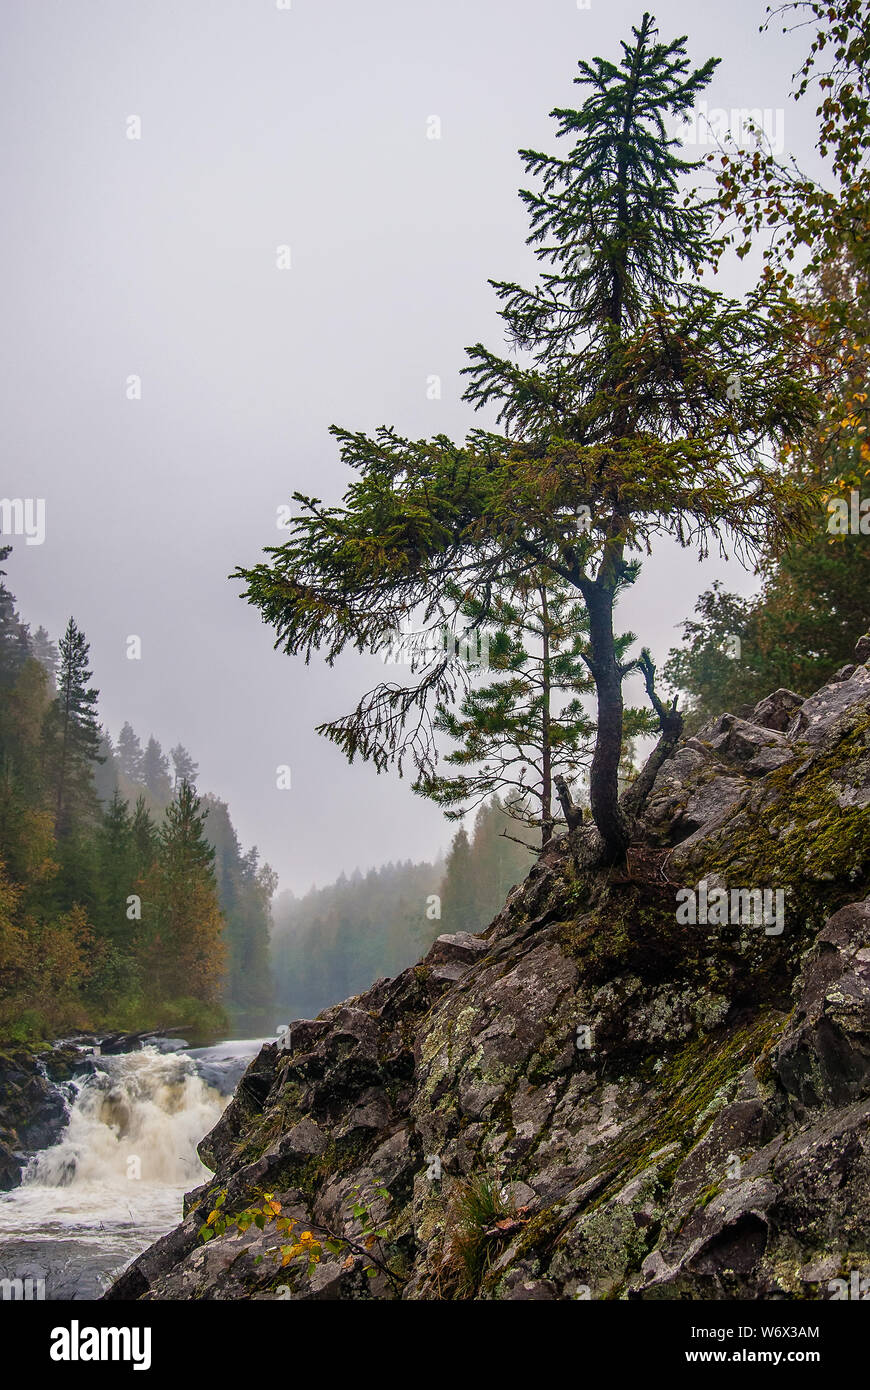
[1,0,820,893]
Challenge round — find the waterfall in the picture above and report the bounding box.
[26,1048,224,1191]
[0,1040,262,1299]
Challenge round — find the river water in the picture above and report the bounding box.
[0,1038,265,1300]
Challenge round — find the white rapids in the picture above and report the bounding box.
[0,1039,265,1299]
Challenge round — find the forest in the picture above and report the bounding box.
[271,797,535,1020]
[0,548,544,1038]
[0,550,273,1041]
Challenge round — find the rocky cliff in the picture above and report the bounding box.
[107,646,870,1301]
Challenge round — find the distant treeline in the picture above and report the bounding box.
[0,546,273,1042]
[0,548,547,1042]
[271,797,534,1021]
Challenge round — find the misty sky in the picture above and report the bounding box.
[1,0,821,893]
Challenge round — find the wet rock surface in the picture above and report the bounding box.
[0,1048,77,1190]
[108,647,870,1300]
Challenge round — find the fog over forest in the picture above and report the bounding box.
[1,0,818,895]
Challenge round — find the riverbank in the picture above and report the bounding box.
[0,1044,80,1191]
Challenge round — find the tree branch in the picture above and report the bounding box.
[620,648,683,821]
[553,773,583,831]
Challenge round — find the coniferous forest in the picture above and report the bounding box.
[272,797,534,1020]
[0,548,274,1040]
[0,545,535,1039]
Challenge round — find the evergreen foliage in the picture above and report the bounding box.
[236,15,818,860]
[0,551,274,1040]
[667,1,870,721]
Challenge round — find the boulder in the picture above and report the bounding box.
[750,688,804,732]
[105,657,870,1302]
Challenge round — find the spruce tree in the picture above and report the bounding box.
[96,791,139,939]
[117,722,145,783]
[0,655,55,884]
[140,781,225,1004]
[439,825,479,933]
[48,617,103,835]
[131,794,158,876]
[202,795,274,1024]
[93,730,119,805]
[0,547,30,689]
[170,743,199,789]
[467,797,535,915]
[30,627,58,686]
[236,14,817,862]
[142,735,172,803]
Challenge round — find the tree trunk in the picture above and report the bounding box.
[584,577,630,861]
[540,585,554,847]
[619,716,682,823]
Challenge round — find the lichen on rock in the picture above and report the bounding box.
[106,648,870,1301]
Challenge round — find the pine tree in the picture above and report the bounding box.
[0,547,30,689]
[417,577,653,845]
[117,722,145,784]
[236,15,817,862]
[439,825,479,933]
[30,627,58,686]
[47,618,103,835]
[140,781,225,1004]
[170,743,199,789]
[142,736,172,802]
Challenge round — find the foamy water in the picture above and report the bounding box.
[0,1040,264,1298]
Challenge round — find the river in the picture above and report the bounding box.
[0,1037,266,1300]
